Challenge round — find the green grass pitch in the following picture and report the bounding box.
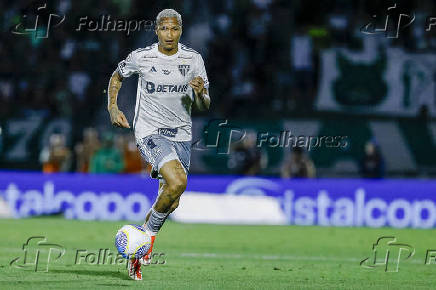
[1,217,436,289]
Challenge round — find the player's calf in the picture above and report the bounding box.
[154,160,187,213]
[169,197,180,213]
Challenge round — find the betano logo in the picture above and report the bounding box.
[145,81,189,94]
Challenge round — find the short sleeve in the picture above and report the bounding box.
[117,51,139,78]
[196,54,210,89]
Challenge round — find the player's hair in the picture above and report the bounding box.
[156,9,182,26]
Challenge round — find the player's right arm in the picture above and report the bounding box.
[108,51,140,128]
[107,70,130,128]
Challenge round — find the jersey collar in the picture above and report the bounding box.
[154,43,180,60]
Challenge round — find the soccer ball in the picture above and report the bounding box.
[115,224,152,259]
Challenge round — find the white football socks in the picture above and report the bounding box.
[145,208,169,236]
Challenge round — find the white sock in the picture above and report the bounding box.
[144,208,169,236]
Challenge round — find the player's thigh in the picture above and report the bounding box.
[159,159,187,194]
[173,140,191,174]
[137,134,175,178]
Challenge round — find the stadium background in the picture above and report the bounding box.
[2,0,435,178]
[2,0,436,289]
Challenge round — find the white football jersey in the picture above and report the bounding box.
[117,42,209,142]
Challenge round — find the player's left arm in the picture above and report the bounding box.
[189,54,210,111]
[190,77,210,111]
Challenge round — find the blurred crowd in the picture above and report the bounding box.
[40,128,149,174]
[1,0,430,177]
[3,0,435,121]
[227,133,384,179]
[40,128,317,178]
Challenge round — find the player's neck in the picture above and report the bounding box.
[158,44,178,56]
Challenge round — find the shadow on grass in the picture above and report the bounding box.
[50,269,131,281]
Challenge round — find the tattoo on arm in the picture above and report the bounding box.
[107,70,123,110]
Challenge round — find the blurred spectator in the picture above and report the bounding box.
[89,132,124,174]
[281,147,316,178]
[360,141,385,179]
[114,134,144,174]
[75,128,100,173]
[291,27,315,111]
[121,135,144,174]
[68,63,91,103]
[227,132,265,175]
[40,133,72,173]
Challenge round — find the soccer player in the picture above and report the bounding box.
[107,9,210,280]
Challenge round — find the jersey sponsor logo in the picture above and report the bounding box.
[149,66,157,72]
[162,69,171,75]
[158,128,178,138]
[178,65,190,77]
[144,81,189,94]
[145,81,156,93]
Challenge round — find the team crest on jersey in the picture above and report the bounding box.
[178,65,190,77]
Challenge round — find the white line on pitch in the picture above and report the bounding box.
[179,252,425,264]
